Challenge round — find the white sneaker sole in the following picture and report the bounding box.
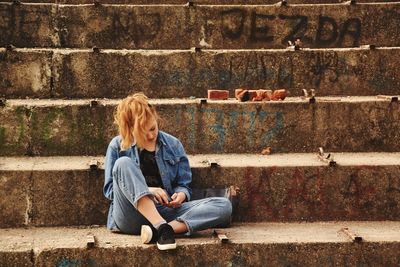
[157,242,177,250]
[140,225,153,244]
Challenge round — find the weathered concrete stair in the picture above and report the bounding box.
[1,3,399,49]
[2,222,400,267]
[1,0,399,4]
[2,48,400,98]
[1,97,399,155]
[1,153,400,227]
[1,0,400,265]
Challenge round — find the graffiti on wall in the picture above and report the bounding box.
[239,166,400,220]
[173,106,284,152]
[218,9,362,46]
[57,258,97,267]
[110,12,162,45]
[0,8,50,45]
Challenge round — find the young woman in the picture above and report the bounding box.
[103,93,232,250]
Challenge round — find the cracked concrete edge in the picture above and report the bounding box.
[1,3,400,50]
[1,97,399,155]
[1,156,400,226]
[0,0,398,3]
[2,47,400,99]
[2,153,400,170]
[2,222,400,266]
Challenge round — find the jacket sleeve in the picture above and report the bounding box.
[103,139,118,200]
[173,141,192,201]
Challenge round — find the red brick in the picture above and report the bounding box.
[235,88,250,102]
[253,89,273,101]
[253,90,264,101]
[261,90,273,101]
[271,89,287,100]
[235,88,245,100]
[208,90,229,100]
[248,90,258,101]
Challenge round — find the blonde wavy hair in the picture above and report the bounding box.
[114,93,159,150]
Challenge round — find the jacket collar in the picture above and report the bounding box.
[157,131,167,147]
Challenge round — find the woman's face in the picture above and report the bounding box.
[143,116,158,143]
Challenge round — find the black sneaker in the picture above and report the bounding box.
[156,223,176,250]
[140,225,157,244]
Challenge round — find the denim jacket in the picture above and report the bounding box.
[103,131,192,229]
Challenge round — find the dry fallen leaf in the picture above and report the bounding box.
[261,147,272,155]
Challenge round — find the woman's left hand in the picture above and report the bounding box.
[168,192,186,208]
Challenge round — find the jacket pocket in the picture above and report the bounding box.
[163,156,180,182]
[165,157,179,165]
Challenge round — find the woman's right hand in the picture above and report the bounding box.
[149,187,170,205]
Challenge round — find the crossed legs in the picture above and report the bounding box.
[111,156,232,235]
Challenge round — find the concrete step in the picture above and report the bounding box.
[1,97,399,156]
[1,3,399,49]
[1,222,400,266]
[2,47,400,99]
[1,153,400,227]
[2,0,399,4]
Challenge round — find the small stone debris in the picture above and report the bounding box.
[207,159,219,169]
[340,227,363,243]
[377,95,399,102]
[90,99,98,107]
[89,159,99,171]
[345,0,357,5]
[276,0,287,7]
[213,229,229,243]
[87,234,96,248]
[261,147,272,155]
[92,47,101,53]
[6,44,16,51]
[360,44,376,50]
[287,39,301,51]
[317,147,336,167]
[0,98,6,107]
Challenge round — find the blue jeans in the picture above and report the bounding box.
[111,157,232,235]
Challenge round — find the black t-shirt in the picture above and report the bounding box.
[139,149,163,188]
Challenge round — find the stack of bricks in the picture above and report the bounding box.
[207,89,287,101]
[235,89,287,102]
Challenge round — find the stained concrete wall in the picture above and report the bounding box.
[31,170,108,226]
[0,4,57,48]
[1,3,399,49]
[2,48,400,99]
[1,1,399,5]
[0,168,108,227]
[0,49,52,99]
[32,243,400,267]
[0,102,115,156]
[0,252,33,267]
[1,162,400,227]
[0,99,399,156]
[192,165,400,222]
[0,171,31,227]
[2,225,400,266]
